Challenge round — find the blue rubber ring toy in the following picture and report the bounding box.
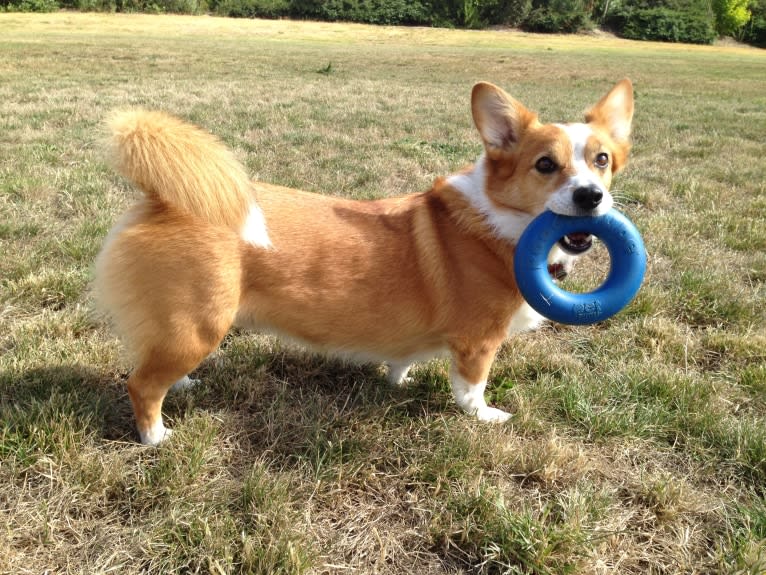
[514,209,646,325]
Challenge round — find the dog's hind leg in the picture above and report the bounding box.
[114,262,239,445]
[95,213,244,445]
[128,327,228,446]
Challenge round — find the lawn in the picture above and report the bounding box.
[1,12,765,574]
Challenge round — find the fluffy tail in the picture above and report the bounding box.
[107,109,253,231]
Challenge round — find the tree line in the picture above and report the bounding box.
[2,0,764,47]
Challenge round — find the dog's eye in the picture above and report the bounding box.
[535,157,557,174]
[595,153,609,169]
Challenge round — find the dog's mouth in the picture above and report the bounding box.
[558,232,593,255]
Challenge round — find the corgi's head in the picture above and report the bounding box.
[454,79,633,254]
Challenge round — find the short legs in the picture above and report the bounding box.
[449,341,510,422]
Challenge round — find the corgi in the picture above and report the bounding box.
[95,79,634,445]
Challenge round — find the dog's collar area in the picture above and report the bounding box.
[558,233,593,255]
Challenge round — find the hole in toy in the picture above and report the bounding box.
[551,235,610,294]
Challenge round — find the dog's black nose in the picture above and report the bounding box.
[573,186,603,211]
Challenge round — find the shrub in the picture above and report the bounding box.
[477,0,531,27]
[712,0,751,37]
[289,0,430,25]
[606,0,717,44]
[417,0,468,28]
[350,0,431,25]
[160,0,206,13]
[72,0,117,11]
[0,0,59,11]
[742,0,766,46]
[415,0,531,29]
[212,0,287,18]
[521,0,592,33]
[60,0,206,12]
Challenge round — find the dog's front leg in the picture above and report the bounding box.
[449,341,510,422]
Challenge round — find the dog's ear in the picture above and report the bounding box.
[585,79,634,145]
[471,82,537,158]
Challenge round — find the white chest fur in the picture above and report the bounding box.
[507,301,545,336]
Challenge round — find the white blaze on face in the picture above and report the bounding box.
[545,123,613,217]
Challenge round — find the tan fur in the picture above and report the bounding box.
[96,80,634,444]
[108,109,254,231]
[585,78,634,173]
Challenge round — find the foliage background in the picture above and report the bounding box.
[1,0,765,46]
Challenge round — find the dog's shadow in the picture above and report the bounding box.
[176,349,454,458]
[2,349,452,449]
[1,363,136,442]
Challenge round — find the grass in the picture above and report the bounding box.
[1,11,765,574]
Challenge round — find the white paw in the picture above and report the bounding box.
[139,422,173,446]
[389,374,414,387]
[386,363,412,387]
[452,376,510,422]
[475,406,512,423]
[171,375,200,392]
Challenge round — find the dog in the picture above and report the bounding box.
[95,79,633,445]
